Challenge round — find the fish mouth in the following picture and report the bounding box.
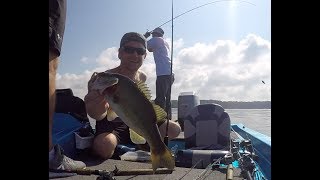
[94,76,119,95]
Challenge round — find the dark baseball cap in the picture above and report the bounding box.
[120,32,147,48]
[151,27,164,35]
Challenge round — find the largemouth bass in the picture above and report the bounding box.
[91,72,175,172]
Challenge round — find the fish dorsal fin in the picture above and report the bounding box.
[136,81,151,100]
[152,103,167,123]
[136,81,166,123]
[129,129,147,144]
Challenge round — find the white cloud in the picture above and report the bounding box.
[57,34,271,101]
[80,57,89,64]
[96,47,120,67]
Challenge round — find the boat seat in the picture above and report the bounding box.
[184,103,231,150]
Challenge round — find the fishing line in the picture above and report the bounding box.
[161,0,255,145]
[177,159,203,180]
[195,157,223,180]
[230,126,244,141]
[156,0,255,28]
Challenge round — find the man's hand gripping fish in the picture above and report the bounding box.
[91,72,175,172]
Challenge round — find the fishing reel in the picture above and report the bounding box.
[143,31,151,38]
[239,140,259,161]
[231,139,260,180]
[231,139,258,161]
[96,173,116,180]
[241,154,255,172]
[95,170,116,180]
[95,166,118,180]
[220,152,234,165]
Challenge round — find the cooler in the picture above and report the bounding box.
[177,92,200,131]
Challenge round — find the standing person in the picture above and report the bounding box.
[49,0,86,170]
[84,32,181,159]
[144,27,174,120]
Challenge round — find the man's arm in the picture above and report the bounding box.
[143,32,154,52]
[84,72,109,121]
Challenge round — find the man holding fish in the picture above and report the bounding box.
[84,32,181,172]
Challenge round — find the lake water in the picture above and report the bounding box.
[172,108,271,137]
[89,108,271,137]
[225,109,271,137]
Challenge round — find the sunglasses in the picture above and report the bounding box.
[121,46,146,55]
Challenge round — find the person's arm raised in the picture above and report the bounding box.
[84,72,109,121]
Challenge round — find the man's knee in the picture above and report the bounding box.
[49,48,59,62]
[159,121,181,139]
[49,49,59,74]
[92,133,117,159]
[169,121,181,138]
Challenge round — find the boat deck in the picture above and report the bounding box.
[52,159,244,180]
[51,132,246,180]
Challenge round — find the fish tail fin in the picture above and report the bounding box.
[150,145,175,173]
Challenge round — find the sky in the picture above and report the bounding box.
[57,0,271,101]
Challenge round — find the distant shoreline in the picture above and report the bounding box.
[171,100,271,109]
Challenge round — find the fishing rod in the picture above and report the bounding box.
[156,0,255,29]
[177,159,203,180]
[49,168,116,180]
[195,157,223,180]
[164,0,174,146]
[49,166,174,180]
[157,0,256,146]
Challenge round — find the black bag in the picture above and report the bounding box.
[55,88,93,135]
